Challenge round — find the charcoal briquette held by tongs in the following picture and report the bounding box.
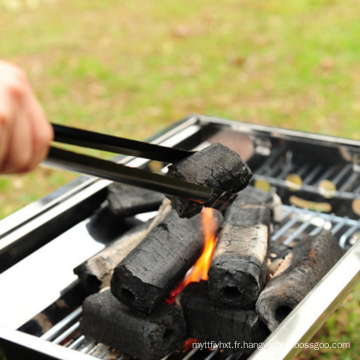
[167,143,252,218]
[43,123,252,216]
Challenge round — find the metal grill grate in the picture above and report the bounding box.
[275,205,360,250]
[252,149,360,200]
[36,204,360,360]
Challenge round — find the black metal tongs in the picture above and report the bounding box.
[43,124,237,212]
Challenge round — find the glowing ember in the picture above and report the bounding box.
[183,338,200,352]
[165,279,183,305]
[165,208,218,304]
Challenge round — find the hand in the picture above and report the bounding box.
[0,60,53,174]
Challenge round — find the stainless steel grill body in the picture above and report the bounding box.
[1,115,360,360]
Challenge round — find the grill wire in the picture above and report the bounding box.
[253,149,360,200]
[37,204,360,360]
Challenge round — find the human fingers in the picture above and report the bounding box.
[0,99,11,170]
[0,60,52,174]
[22,86,54,172]
[1,100,33,174]
[0,79,20,173]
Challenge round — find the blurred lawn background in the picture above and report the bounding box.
[1,0,360,358]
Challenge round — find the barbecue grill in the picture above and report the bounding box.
[1,115,360,360]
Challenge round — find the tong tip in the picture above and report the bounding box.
[204,189,238,212]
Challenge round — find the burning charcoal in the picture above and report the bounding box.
[108,183,165,218]
[80,289,186,360]
[232,185,282,222]
[256,230,344,332]
[208,204,271,308]
[180,281,269,350]
[74,200,172,294]
[166,143,252,218]
[266,241,292,283]
[111,209,223,314]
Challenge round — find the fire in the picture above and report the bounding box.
[183,208,218,286]
[165,208,218,304]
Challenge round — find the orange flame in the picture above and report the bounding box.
[183,208,218,286]
[165,208,218,304]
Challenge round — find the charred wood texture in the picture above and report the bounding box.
[80,289,186,360]
[166,143,252,218]
[232,185,282,222]
[74,222,149,294]
[224,202,271,228]
[209,204,271,308]
[74,200,172,294]
[256,230,344,332]
[180,281,269,350]
[111,209,223,314]
[108,183,165,217]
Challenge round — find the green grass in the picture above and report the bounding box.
[295,282,360,360]
[1,0,360,358]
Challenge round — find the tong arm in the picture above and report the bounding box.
[44,147,237,212]
[52,123,195,163]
